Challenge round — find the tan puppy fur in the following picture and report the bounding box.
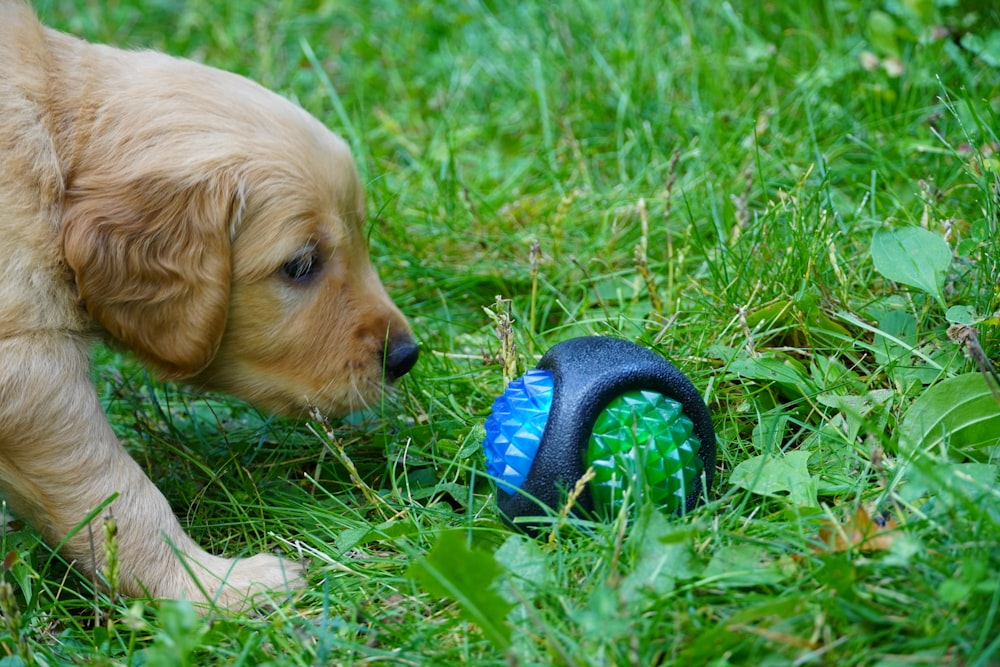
[0,3,418,609]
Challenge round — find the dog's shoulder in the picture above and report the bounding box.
[0,3,91,335]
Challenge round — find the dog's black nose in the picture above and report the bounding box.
[384,337,419,381]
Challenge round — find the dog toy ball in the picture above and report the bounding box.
[482,336,715,529]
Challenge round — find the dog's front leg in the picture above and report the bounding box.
[0,336,303,609]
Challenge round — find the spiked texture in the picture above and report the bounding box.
[483,369,554,494]
[586,390,703,517]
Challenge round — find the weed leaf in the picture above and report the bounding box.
[960,30,1000,68]
[729,353,816,400]
[730,450,818,507]
[406,530,513,650]
[495,534,549,593]
[621,508,703,603]
[143,600,207,667]
[702,544,787,587]
[870,227,951,307]
[899,462,999,519]
[945,305,977,325]
[866,10,899,57]
[493,535,548,658]
[898,373,1000,458]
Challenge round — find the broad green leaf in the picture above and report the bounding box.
[900,0,936,24]
[621,508,703,603]
[945,305,977,325]
[701,544,787,588]
[898,373,1000,459]
[866,10,899,57]
[144,600,208,667]
[898,462,999,523]
[729,353,817,400]
[730,450,818,507]
[493,535,550,658]
[960,30,1000,68]
[751,413,788,455]
[406,530,513,650]
[871,308,918,368]
[494,534,549,593]
[573,581,632,639]
[870,227,951,307]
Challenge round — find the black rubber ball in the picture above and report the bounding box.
[482,336,716,531]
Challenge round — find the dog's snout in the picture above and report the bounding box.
[384,336,419,381]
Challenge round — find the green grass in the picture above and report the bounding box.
[5,0,1000,664]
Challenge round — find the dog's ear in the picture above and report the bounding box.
[61,174,238,379]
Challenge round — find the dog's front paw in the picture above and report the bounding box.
[179,552,306,611]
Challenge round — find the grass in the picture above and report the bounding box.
[4,0,999,664]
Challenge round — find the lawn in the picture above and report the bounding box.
[5,0,1000,664]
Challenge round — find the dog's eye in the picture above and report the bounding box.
[280,247,323,283]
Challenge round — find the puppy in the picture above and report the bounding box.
[0,2,418,609]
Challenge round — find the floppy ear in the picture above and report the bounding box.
[61,174,237,379]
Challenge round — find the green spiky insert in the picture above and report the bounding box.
[586,390,703,517]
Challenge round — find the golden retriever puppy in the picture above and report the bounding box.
[0,2,418,609]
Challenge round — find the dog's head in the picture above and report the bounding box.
[58,51,417,416]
